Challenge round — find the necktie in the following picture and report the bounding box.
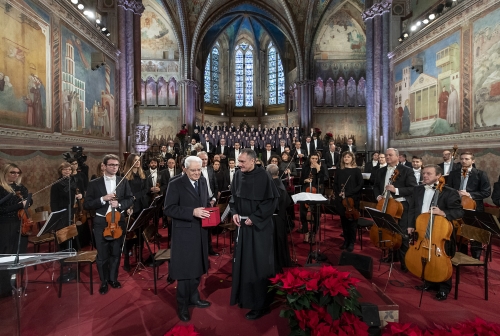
[194,180,199,194]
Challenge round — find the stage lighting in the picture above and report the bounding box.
[403,32,409,38]
[429,13,436,20]
[411,25,417,31]
[77,3,84,10]
[71,0,78,4]
[423,19,429,24]
[416,21,422,26]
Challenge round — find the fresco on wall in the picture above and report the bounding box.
[0,0,50,130]
[393,31,461,139]
[472,7,500,130]
[316,10,366,56]
[141,7,177,59]
[61,25,115,138]
[139,109,179,145]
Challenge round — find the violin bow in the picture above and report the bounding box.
[112,153,144,194]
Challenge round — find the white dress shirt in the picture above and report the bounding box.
[443,162,451,175]
[413,168,421,183]
[202,167,213,198]
[150,169,158,186]
[230,169,235,184]
[421,185,436,213]
[169,168,175,178]
[99,175,117,216]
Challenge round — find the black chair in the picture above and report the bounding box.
[142,224,171,295]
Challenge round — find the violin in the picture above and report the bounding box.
[16,191,33,236]
[370,169,403,250]
[73,188,88,225]
[286,171,294,193]
[460,168,476,210]
[405,176,453,283]
[339,176,360,221]
[103,194,123,240]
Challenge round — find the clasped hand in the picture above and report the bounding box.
[232,214,252,227]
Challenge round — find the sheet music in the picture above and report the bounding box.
[291,192,327,204]
[221,204,231,221]
[0,256,30,264]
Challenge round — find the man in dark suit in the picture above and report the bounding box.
[261,143,276,166]
[438,149,462,176]
[324,142,340,169]
[342,138,357,153]
[398,153,413,168]
[448,152,490,259]
[411,156,423,184]
[312,134,323,152]
[202,136,214,155]
[293,141,306,166]
[230,142,242,165]
[373,148,418,271]
[215,138,230,167]
[408,164,463,301]
[145,158,169,203]
[302,135,315,157]
[492,175,500,207]
[83,154,134,295]
[197,152,218,256]
[164,156,211,321]
[164,158,181,179]
[276,139,287,156]
[364,152,379,174]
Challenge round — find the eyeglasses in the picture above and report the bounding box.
[107,164,120,167]
[9,171,21,175]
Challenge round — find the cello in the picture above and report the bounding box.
[405,176,453,283]
[369,169,403,250]
[459,168,476,210]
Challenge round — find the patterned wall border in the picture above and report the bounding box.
[313,107,366,114]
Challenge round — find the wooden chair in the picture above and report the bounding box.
[142,224,171,295]
[451,224,492,300]
[28,211,55,270]
[55,224,97,297]
[215,204,236,253]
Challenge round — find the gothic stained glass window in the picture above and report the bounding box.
[204,46,220,104]
[235,43,253,107]
[268,42,285,105]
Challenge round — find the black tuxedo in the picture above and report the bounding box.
[412,169,423,184]
[164,174,210,308]
[292,148,307,166]
[364,160,379,174]
[313,139,323,152]
[203,141,215,154]
[83,176,134,283]
[262,150,276,166]
[302,141,315,157]
[230,148,242,160]
[492,178,500,207]
[400,161,412,168]
[447,168,490,212]
[342,144,357,153]
[145,169,169,200]
[324,151,340,168]
[215,145,230,166]
[276,146,287,156]
[438,161,462,175]
[164,166,181,180]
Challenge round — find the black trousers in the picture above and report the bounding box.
[340,216,357,245]
[300,204,318,232]
[397,201,410,268]
[93,217,126,283]
[177,277,201,307]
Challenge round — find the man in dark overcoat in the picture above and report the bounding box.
[164,156,211,321]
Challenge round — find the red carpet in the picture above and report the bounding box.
[1,213,499,336]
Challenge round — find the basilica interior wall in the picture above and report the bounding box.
[0,0,120,205]
[390,0,500,193]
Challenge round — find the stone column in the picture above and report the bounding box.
[298,80,314,131]
[179,80,198,130]
[117,0,144,153]
[362,0,392,152]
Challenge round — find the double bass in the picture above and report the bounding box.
[369,169,403,250]
[405,176,453,283]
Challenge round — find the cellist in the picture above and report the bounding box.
[447,152,490,259]
[373,148,418,272]
[83,154,134,295]
[334,152,363,252]
[407,165,463,301]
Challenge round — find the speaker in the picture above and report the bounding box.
[91,52,106,70]
[338,251,373,280]
[360,302,381,336]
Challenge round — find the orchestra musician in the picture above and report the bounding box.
[293,141,306,166]
[447,152,490,259]
[438,150,461,176]
[91,162,105,181]
[364,151,379,174]
[373,148,418,272]
[324,142,340,169]
[407,165,463,301]
[412,156,423,183]
[279,152,297,178]
[50,162,84,223]
[334,152,363,252]
[297,153,328,234]
[121,154,148,272]
[197,152,218,256]
[83,154,134,294]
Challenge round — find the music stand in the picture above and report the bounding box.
[37,209,68,237]
[462,210,500,238]
[217,190,231,206]
[128,206,157,275]
[365,207,405,292]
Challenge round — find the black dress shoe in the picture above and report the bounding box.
[189,300,211,308]
[340,242,348,250]
[245,308,270,320]
[107,280,122,289]
[208,251,220,256]
[177,307,190,321]
[346,243,354,252]
[99,283,108,295]
[435,291,448,301]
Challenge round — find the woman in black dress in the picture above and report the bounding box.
[122,154,148,271]
[334,151,363,252]
[50,162,83,220]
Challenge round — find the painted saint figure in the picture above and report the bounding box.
[401,99,411,134]
[446,84,459,128]
[438,86,449,120]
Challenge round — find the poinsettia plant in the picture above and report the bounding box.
[270,266,368,336]
[164,324,199,336]
[176,128,189,141]
[314,127,322,137]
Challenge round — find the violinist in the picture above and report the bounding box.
[145,157,169,204]
[122,154,148,271]
[0,163,32,255]
[50,162,83,220]
[279,152,297,179]
[334,152,363,252]
[411,156,423,183]
[373,148,417,272]
[447,152,490,259]
[297,153,328,234]
[91,162,105,181]
[83,154,134,294]
[407,165,463,301]
[293,141,306,167]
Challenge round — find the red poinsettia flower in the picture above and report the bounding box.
[382,322,424,336]
[326,132,333,138]
[164,324,199,336]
